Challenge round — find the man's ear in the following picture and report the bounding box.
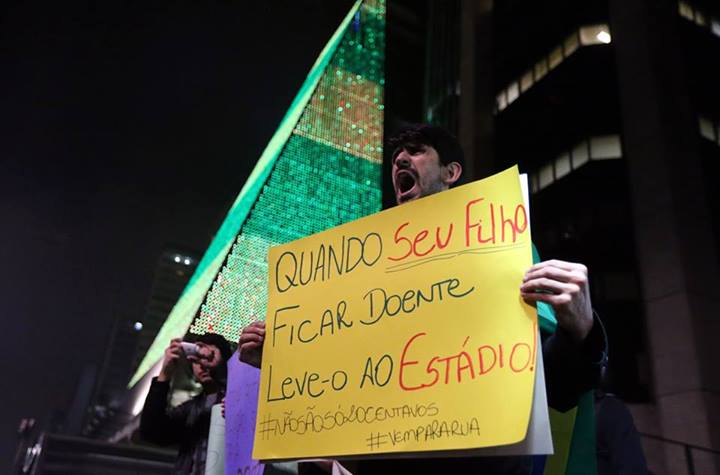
[442,162,463,187]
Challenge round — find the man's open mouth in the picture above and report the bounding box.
[395,170,418,202]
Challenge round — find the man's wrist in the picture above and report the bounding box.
[556,311,608,363]
[157,369,172,382]
[567,313,594,343]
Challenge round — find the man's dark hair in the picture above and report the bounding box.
[190,333,233,363]
[388,123,465,169]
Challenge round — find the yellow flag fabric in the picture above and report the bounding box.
[253,166,537,460]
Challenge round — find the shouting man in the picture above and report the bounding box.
[239,124,607,474]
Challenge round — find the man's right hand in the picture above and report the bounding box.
[238,322,265,368]
[158,338,183,382]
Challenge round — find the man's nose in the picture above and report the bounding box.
[394,151,411,168]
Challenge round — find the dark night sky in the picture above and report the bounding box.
[0,0,353,469]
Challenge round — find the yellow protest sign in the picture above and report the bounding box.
[253,166,537,460]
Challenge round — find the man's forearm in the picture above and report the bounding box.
[543,312,608,412]
[139,378,182,444]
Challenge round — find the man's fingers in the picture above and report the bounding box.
[238,322,266,367]
[527,259,587,275]
[241,330,265,339]
[241,342,261,352]
[523,266,586,285]
[521,291,572,307]
[521,277,579,295]
[239,333,264,344]
[244,325,265,335]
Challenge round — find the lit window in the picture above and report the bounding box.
[678,1,694,21]
[596,30,612,44]
[555,152,571,179]
[507,82,520,104]
[699,117,716,141]
[563,32,580,57]
[497,91,508,111]
[539,163,554,190]
[695,10,707,26]
[520,70,534,92]
[548,46,563,69]
[534,58,548,80]
[571,141,590,169]
[580,24,612,45]
[590,135,622,159]
[711,18,720,37]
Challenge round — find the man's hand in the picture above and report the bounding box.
[158,338,183,382]
[238,322,265,368]
[520,260,594,342]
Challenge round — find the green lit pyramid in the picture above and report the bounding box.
[131,0,385,386]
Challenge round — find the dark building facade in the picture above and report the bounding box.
[387,0,720,472]
[82,248,198,439]
[131,248,199,374]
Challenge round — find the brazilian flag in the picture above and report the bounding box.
[532,245,597,475]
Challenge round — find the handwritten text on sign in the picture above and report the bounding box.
[253,166,537,459]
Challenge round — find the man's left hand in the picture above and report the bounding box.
[520,259,594,342]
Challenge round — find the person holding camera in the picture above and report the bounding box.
[140,333,232,475]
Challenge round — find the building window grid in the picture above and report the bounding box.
[425,0,461,133]
[507,81,520,104]
[491,1,719,118]
[548,45,564,70]
[712,19,720,36]
[679,1,695,20]
[534,58,549,82]
[563,31,580,57]
[572,140,591,169]
[530,135,622,194]
[496,24,611,114]
[677,1,720,38]
[699,115,720,146]
[520,70,534,92]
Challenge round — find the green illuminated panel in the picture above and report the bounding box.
[130,0,385,386]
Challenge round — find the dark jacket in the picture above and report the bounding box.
[595,392,648,475]
[140,378,223,475]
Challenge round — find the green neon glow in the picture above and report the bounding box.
[130,0,385,387]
